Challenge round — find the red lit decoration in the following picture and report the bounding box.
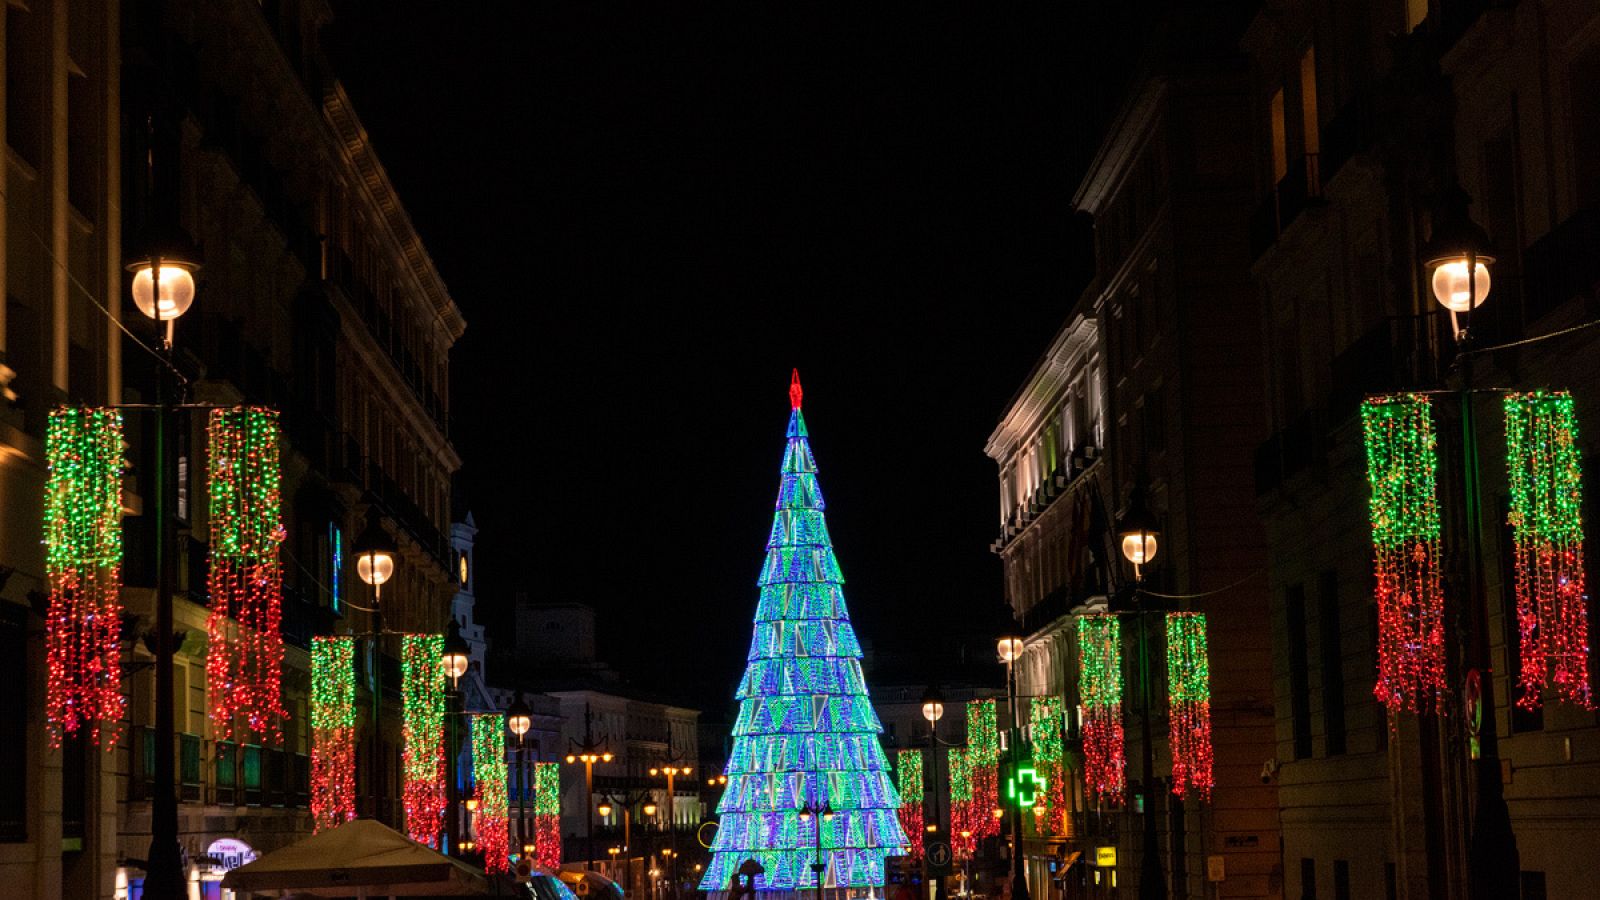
[895,750,924,861]
[1504,392,1593,710]
[402,634,447,846]
[533,761,562,868]
[43,408,127,747]
[1166,613,1214,802]
[1362,395,1448,715]
[311,636,357,831]
[790,368,804,410]
[1078,615,1124,804]
[471,714,510,873]
[205,408,289,742]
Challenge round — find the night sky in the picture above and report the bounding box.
[325,3,1155,715]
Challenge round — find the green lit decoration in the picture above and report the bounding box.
[895,749,924,860]
[1362,394,1447,715]
[402,634,447,846]
[472,714,510,873]
[311,635,357,831]
[533,761,562,868]
[950,699,999,851]
[1165,612,1213,801]
[1504,391,1593,710]
[1078,614,1124,804]
[1028,697,1067,834]
[43,408,127,747]
[205,407,288,743]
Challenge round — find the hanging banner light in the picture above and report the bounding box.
[205,407,288,742]
[311,636,357,831]
[44,408,127,747]
[1504,391,1593,710]
[895,749,924,859]
[1028,697,1068,833]
[472,714,510,873]
[1362,394,1448,715]
[402,634,447,845]
[533,761,562,868]
[1078,614,1124,803]
[1166,612,1214,801]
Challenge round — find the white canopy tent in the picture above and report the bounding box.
[221,818,498,898]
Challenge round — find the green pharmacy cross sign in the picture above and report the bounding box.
[1006,765,1047,808]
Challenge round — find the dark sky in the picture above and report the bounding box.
[324,3,1153,714]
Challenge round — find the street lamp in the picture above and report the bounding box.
[353,510,399,821]
[1115,491,1167,900]
[566,705,614,870]
[922,684,947,900]
[509,693,533,860]
[797,800,835,900]
[649,749,693,898]
[1418,196,1517,900]
[997,637,1030,900]
[130,229,201,900]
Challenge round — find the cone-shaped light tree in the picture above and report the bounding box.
[700,371,908,893]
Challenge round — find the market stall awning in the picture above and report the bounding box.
[221,818,491,897]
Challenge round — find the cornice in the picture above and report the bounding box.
[1072,77,1167,215]
[985,314,1099,461]
[323,81,468,344]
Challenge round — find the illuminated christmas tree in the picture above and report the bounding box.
[701,371,909,893]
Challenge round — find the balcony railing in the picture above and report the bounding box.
[1249,154,1324,259]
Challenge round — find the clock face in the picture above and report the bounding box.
[459,554,469,587]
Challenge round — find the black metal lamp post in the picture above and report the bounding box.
[442,620,471,855]
[508,693,534,860]
[921,685,947,900]
[354,511,398,822]
[1115,495,1167,900]
[650,745,693,897]
[1422,193,1517,900]
[996,638,1030,900]
[565,705,614,870]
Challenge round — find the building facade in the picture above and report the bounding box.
[0,1,466,897]
[989,10,1281,897]
[1244,1,1600,897]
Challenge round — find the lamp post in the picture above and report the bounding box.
[1116,495,1166,900]
[442,621,470,855]
[798,800,835,900]
[650,749,692,898]
[129,233,201,900]
[566,705,614,870]
[1422,193,1517,900]
[996,638,1030,900]
[508,693,534,860]
[354,511,398,822]
[922,686,946,900]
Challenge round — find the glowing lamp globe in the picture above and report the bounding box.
[1429,257,1492,312]
[128,259,198,321]
[643,803,658,817]
[353,512,398,588]
[442,619,471,686]
[921,684,945,724]
[598,802,613,818]
[507,694,533,739]
[1117,497,1160,571]
[997,637,1024,664]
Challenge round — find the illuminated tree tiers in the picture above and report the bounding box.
[700,372,908,893]
[43,408,127,747]
[206,407,289,743]
[1504,391,1593,710]
[1362,394,1448,715]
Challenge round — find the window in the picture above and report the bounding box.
[1405,0,1428,33]
[244,745,263,806]
[1318,572,1347,756]
[1520,871,1547,900]
[217,742,238,805]
[1333,860,1350,900]
[1287,584,1313,759]
[1270,88,1288,185]
[1301,858,1317,899]
[329,522,344,614]
[1300,47,1320,157]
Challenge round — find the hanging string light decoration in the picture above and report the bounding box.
[1362,394,1448,715]
[472,715,511,873]
[533,761,562,868]
[205,408,289,742]
[1165,613,1214,801]
[948,744,973,856]
[1029,697,1068,833]
[43,408,127,747]
[1078,614,1125,804]
[895,750,924,860]
[311,636,357,831]
[402,634,447,846]
[964,699,1000,844]
[1504,391,1593,710]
